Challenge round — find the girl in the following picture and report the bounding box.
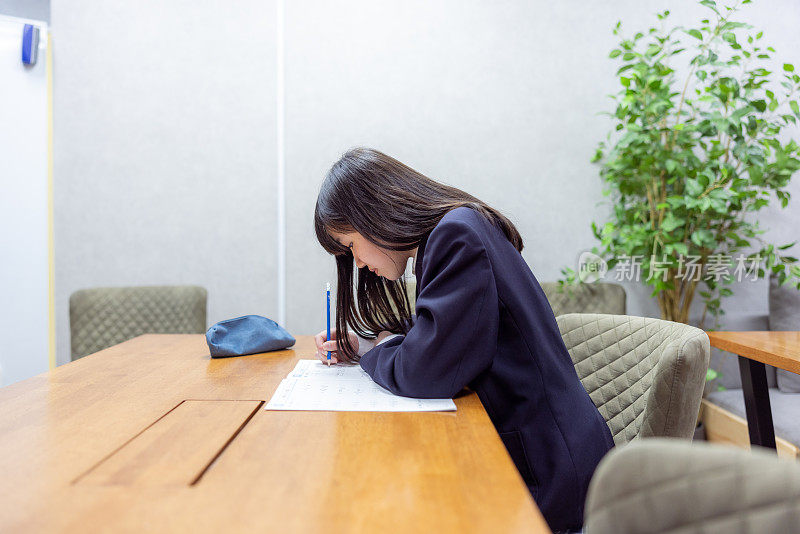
[313,147,614,532]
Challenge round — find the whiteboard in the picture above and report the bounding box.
[0,15,50,386]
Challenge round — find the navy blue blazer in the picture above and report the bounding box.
[359,207,615,531]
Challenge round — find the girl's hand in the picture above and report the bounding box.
[314,328,358,365]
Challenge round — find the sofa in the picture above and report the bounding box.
[701,276,800,459]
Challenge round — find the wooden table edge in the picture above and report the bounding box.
[706,331,800,375]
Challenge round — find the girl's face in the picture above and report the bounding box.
[329,230,416,280]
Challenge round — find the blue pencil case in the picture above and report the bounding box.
[205,315,295,358]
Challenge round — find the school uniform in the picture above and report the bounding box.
[359,206,615,532]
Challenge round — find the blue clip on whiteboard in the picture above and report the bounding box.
[22,24,40,66]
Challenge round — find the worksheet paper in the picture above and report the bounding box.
[264,359,456,412]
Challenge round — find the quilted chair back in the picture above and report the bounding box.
[585,438,800,534]
[557,313,710,445]
[541,282,626,316]
[70,286,207,361]
[401,281,626,318]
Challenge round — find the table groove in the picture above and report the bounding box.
[190,400,265,486]
[70,398,186,485]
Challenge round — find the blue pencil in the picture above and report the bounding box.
[326,282,331,366]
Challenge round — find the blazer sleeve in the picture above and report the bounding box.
[359,218,499,398]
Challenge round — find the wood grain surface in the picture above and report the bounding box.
[706,331,800,374]
[0,335,548,533]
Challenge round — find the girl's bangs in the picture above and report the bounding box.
[317,223,351,256]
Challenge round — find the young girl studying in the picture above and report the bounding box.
[313,147,614,532]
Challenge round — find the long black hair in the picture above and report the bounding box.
[314,147,523,363]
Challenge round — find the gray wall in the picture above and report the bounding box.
[52,1,800,364]
[283,0,800,333]
[0,0,49,23]
[52,0,277,364]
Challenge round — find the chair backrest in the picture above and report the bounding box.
[557,313,710,445]
[70,285,207,361]
[399,281,626,318]
[541,282,626,317]
[585,438,800,534]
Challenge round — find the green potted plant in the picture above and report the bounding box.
[564,0,800,338]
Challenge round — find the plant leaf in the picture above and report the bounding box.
[687,29,703,40]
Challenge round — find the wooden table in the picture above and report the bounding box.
[706,331,800,451]
[0,335,548,533]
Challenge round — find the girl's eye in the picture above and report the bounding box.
[348,243,353,249]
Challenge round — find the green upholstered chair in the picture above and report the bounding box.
[557,314,710,445]
[584,438,800,533]
[400,280,626,318]
[69,285,207,361]
[541,281,626,317]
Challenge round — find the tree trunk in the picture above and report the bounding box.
[659,279,696,325]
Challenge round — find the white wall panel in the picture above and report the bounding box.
[284,0,800,334]
[51,0,278,364]
[0,16,49,384]
[48,1,800,354]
